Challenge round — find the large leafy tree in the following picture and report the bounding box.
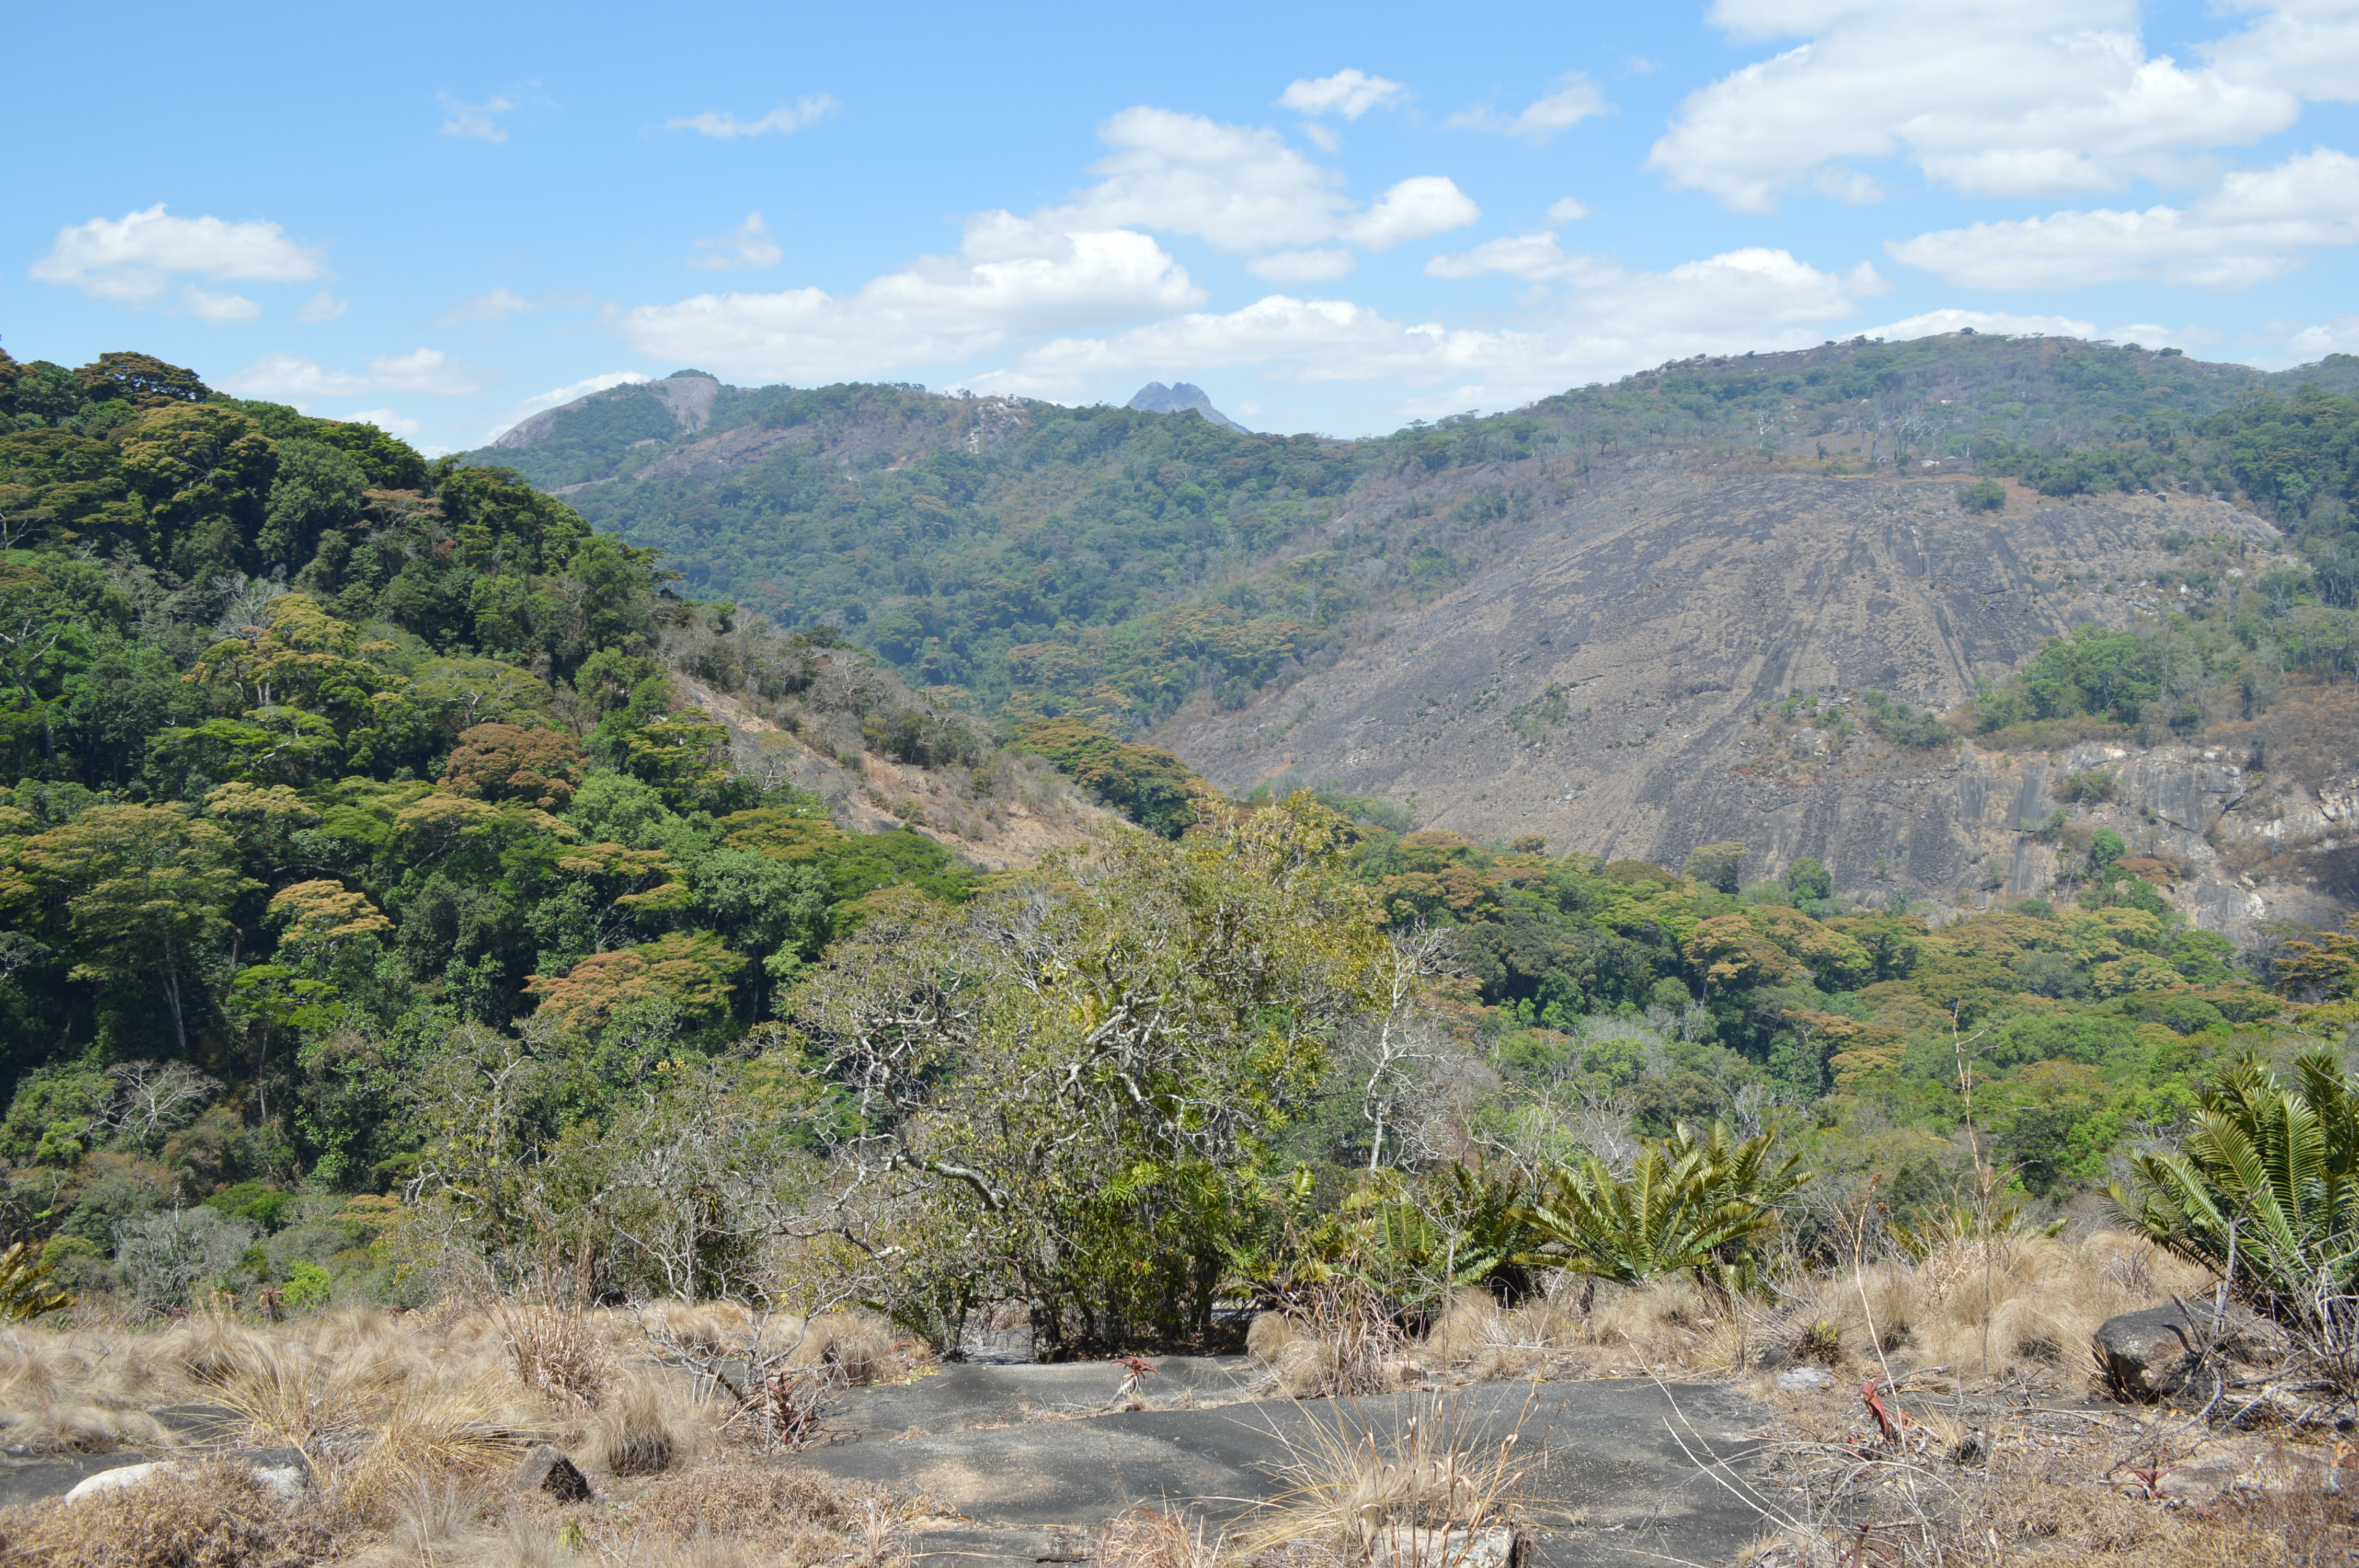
[789,794,1393,1350]
[1,805,260,1054]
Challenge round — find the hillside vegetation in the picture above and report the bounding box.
[0,340,2351,1396]
[467,337,2359,740]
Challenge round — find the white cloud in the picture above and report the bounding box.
[984,246,1885,410]
[2282,313,2359,360]
[437,287,540,327]
[182,286,260,323]
[1040,107,1480,258]
[1813,167,1884,203]
[297,292,348,322]
[665,97,840,138]
[439,91,523,143]
[1278,69,1411,119]
[612,218,1203,382]
[1858,307,2102,341]
[1425,232,1604,283]
[343,408,422,437]
[690,212,784,271]
[1045,107,1349,252]
[1887,146,2359,287]
[481,372,652,441]
[30,205,325,304]
[1547,198,1591,222]
[1342,177,1482,250]
[220,348,484,402]
[2207,0,2359,104]
[1446,72,1609,140]
[1652,0,2306,211]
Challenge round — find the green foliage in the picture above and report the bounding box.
[281,1260,331,1311]
[1516,1121,1802,1295]
[1957,478,2006,512]
[2112,1052,2359,1304]
[1015,717,1206,837]
[0,1240,72,1320]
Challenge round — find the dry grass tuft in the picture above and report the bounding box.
[1800,1228,2211,1381]
[0,1459,332,1568]
[633,1464,910,1536]
[1098,1505,1220,1568]
[1241,1390,1536,1560]
[496,1301,608,1412]
[585,1373,723,1478]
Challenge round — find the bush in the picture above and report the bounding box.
[281,1261,331,1311]
[1515,1121,1801,1295]
[1958,478,2006,512]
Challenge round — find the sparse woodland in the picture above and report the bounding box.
[0,343,2354,1565]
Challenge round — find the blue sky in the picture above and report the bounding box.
[8,0,2356,448]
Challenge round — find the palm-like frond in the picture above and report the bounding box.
[0,1241,72,1321]
[2109,1051,2359,1305]
[1513,1121,1800,1293]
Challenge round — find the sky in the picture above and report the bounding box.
[7,0,2358,451]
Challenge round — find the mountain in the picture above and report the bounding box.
[459,336,2359,930]
[1125,380,1247,431]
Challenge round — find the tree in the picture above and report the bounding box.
[1684,842,1745,895]
[1783,856,1833,902]
[0,805,260,1053]
[441,723,586,809]
[74,353,208,409]
[789,795,1393,1350]
[1958,479,2006,512]
[2274,914,2359,1002]
[258,437,367,569]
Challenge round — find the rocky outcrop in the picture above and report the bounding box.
[1163,452,2349,937]
[2093,1301,2289,1401]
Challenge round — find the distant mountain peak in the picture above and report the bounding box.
[1127,381,1247,431]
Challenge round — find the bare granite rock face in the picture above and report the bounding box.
[1162,452,2350,936]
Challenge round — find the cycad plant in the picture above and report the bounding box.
[1514,1121,1802,1297]
[2111,1050,2359,1308]
[0,1241,72,1321]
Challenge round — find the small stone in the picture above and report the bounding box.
[250,1465,308,1503]
[510,1444,593,1503]
[1376,1523,1517,1568]
[66,1461,178,1502]
[1777,1367,1836,1393]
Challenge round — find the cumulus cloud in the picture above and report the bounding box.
[297,292,348,322]
[436,288,540,327]
[219,348,483,402]
[1651,0,2304,210]
[343,408,422,437]
[30,205,325,305]
[2207,0,2359,104]
[690,213,785,271]
[1445,72,1609,140]
[1249,249,1359,282]
[1886,146,2359,287]
[480,372,653,441]
[983,245,1886,409]
[2282,313,2359,360]
[1343,177,1483,250]
[611,217,1203,382]
[1044,107,1350,252]
[665,97,840,138]
[1041,107,1481,257]
[1278,68,1411,119]
[182,287,260,323]
[439,91,526,143]
[1858,307,2102,341]
[1547,197,1591,222]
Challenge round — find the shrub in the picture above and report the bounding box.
[1515,1121,1802,1295]
[0,1241,71,1320]
[281,1262,331,1312]
[1958,478,2006,512]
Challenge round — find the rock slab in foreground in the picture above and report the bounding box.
[511,1444,594,1503]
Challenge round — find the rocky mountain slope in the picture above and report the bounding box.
[1162,451,2349,940]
